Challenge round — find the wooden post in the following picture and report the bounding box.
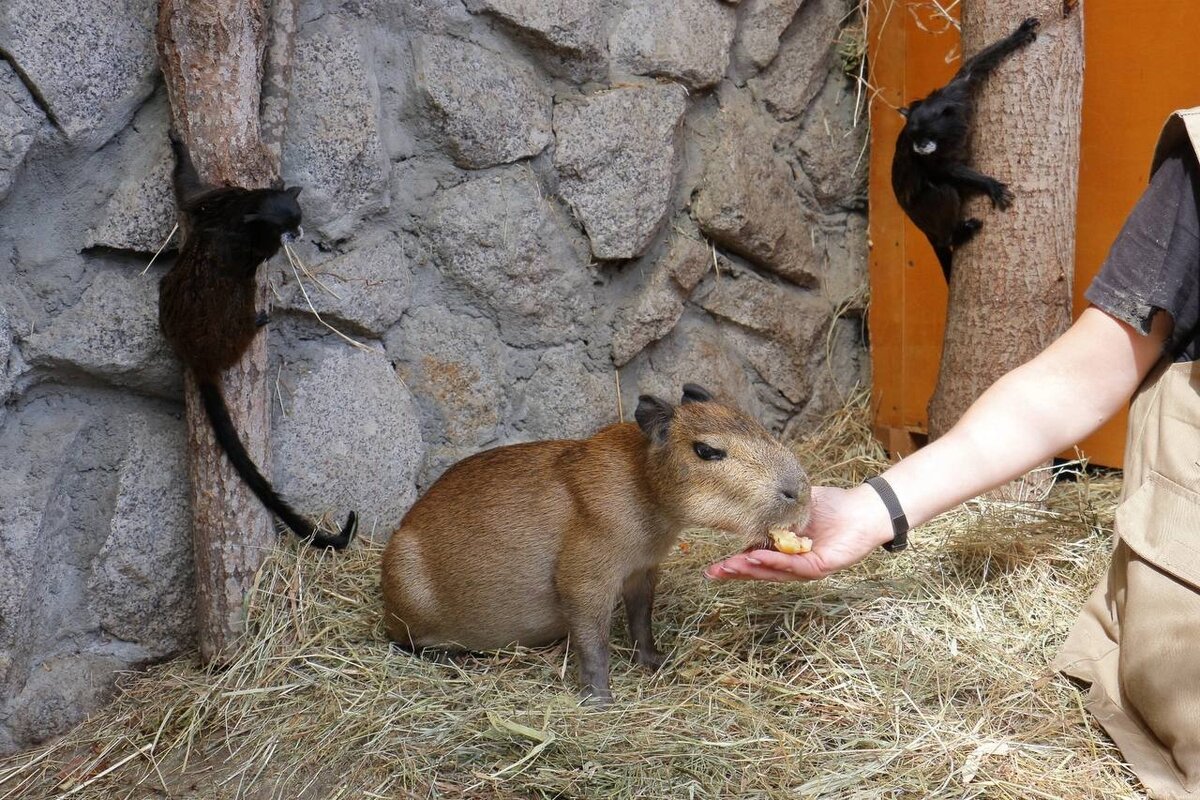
[157,0,294,664]
[926,0,1084,499]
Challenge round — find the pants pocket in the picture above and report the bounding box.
[1117,471,1200,791]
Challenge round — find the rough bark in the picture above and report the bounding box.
[157,0,288,664]
[927,0,1083,500]
[260,0,298,173]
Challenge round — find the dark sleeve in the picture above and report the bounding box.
[1085,143,1200,361]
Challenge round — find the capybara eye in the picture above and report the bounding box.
[692,442,726,461]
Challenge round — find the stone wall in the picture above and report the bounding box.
[0,0,869,753]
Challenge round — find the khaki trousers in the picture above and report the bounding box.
[1053,360,1200,799]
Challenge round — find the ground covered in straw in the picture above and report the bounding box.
[0,402,1141,799]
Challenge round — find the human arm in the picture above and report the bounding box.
[705,305,1172,581]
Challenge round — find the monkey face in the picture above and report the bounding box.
[246,186,304,241]
[901,92,970,158]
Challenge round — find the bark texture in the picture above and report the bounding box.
[157,0,282,664]
[927,0,1083,497]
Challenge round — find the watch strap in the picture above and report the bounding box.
[865,476,909,552]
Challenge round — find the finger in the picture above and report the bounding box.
[705,550,830,581]
[745,549,833,580]
[707,563,810,582]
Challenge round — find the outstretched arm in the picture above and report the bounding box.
[706,306,1171,582]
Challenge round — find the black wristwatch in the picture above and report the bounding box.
[865,476,910,552]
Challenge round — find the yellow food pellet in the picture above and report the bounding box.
[768,527,813,555]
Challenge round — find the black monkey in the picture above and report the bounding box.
[891,17,1039,281]
[158,130,357,549]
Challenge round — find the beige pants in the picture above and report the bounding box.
[1053,360,1200,799]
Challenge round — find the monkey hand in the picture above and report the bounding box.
[989,180,1015,210]
[1016,17,1040,43]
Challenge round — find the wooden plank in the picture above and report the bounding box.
[867,0,958,435]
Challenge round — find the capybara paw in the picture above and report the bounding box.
[634,647,667,671]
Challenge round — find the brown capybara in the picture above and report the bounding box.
[380,383,811,702]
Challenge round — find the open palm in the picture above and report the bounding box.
[704,485,894,582]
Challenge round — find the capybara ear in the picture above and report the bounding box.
[635,395,674,444]
[680,384,714,405]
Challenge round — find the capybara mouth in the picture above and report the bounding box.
[744,507,812,554]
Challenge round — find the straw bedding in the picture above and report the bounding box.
[0,394,1140,799]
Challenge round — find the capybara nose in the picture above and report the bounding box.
[780,485,799,503]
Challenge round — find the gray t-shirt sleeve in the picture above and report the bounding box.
[1085,143,1200,362]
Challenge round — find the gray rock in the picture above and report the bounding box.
[415,36,552,169]
[624,310,763,422]
[748,0,843,120]
[4,653,126,749]
[0,61,44,202]
[87,409,193,656]
[693,261,830,403]
[732,0,805,75]
[610,228,711,366]
[817,211,868,309]
[664,225,715,292]
[784,315,868,437]
[612,267,683,367]
[0,302,12,409]
[284,21,389,240]
[423,169,593,347]
[789,68,868,210]
[275,234,413,336]
[554,84,688,260]
[85,129,176,254]
[21,270,182,398]
[273,346,424,542]
[609,0,737,90]
[347,0,476,36]
[0,397,89,689]
[389,306,507,452]
[463,0,608,82]
[0,394,191,755]
[691,90,820,285]
[0,0,157,148]
[521,345,615,439]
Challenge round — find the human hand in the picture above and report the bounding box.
[703,484,896,582]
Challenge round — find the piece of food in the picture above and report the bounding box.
[768,527,812,555]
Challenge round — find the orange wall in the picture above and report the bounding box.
[868,0,1200,468]
[866,0,958,440]
[1071,0,1200,465]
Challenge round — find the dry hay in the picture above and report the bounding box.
[0,393,1139,799]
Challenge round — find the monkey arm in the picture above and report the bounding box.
[959,17,1039,87]
[944,163,1013,208]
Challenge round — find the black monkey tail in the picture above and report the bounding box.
[934,244,953,283]
[198,380,358,550]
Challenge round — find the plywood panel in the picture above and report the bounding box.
[866,0,958,435]
[1070,0,1200,466]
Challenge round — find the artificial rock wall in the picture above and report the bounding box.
[0,0,869,753]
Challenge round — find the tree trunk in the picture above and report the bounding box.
[927,0,1083,500]
[157,0,294,664]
